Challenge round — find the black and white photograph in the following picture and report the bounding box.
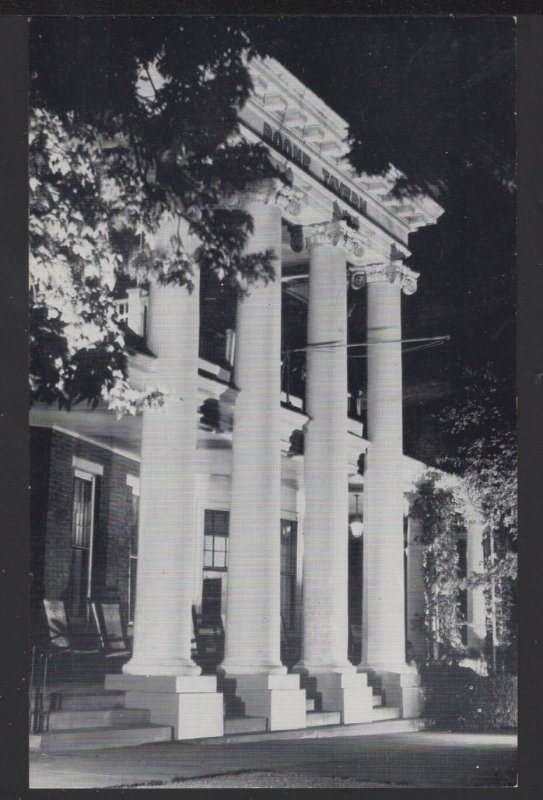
[23,13,518,789]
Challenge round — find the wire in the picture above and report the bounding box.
[348,340,446,359]
[286,335,449,354]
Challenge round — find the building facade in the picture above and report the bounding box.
[30,57,488,739]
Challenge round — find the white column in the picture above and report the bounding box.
[107,228,223,738]
[466,513,487,653]
[219,186,306,730]
[350,257,422,718]
[124,279,201,676]
[294,222,373,724]
[221,194,284,675]
[297,223,354,674]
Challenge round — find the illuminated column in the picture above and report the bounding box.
[295,222,374,724]
[351,255,422,718]
[107,218,223,740]
[220,183,306,731]
[124,280,201,676]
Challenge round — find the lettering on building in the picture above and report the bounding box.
[263,122,367,217]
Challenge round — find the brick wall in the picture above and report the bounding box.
[31,427,139,624]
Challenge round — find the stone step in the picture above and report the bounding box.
[29,723,173,752]
[48,690,126,712]
[299,675,317,693]
[43,706,150,731]
[371,705,401,721]
[305,697,315,711]
[224,716,268,735]
[196,717,425,745]
[372,694,383,707]
[305,710,341,727]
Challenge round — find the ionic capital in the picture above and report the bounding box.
[349,258,419,295]
[222,179,305,218]
[295,220,366,260]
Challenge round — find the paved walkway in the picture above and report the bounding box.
[29,731,517,789]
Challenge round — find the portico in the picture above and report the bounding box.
[32,55,452,741]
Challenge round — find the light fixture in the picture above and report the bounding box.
[350,493,363,538]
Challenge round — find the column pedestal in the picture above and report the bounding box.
[105,675,223,740]
[233,674,306,731]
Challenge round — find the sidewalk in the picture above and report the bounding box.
[29,730,517,789]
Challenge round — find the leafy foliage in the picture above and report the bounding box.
[421,663,517,732]
[436,367,517,547]
[412,475,468,664]
[29,18,278,410]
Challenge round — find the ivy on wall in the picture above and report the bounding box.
[411,474,468,665]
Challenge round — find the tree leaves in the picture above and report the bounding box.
[29,18,279,410]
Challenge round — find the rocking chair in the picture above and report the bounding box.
[88,598,132,672]
[30,599,101,732]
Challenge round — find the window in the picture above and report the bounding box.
[69,471,96,617]
[72,474,94,548]
[128,486,140,625]
[281,519,297,631]
[203,510,229,571]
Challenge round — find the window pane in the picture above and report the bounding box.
[129,493,139,554]
[203,511,229,571]
[72,476,93,548]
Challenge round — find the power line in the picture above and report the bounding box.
[286,335,450,354]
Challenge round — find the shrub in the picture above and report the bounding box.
[461,674,518,731]
[421,664,517,731]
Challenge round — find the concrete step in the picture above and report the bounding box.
[305,697,315,712]
[372,694,383,707]
[306,710,341,727]
[299,675,317,693]
[49,690,126,711]
[371,705,401,721]
[29,723,173,752]
[44,706,150,731]
[196,716,426,745]
[224,716,268,735]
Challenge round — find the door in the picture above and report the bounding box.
[280,519,297,631]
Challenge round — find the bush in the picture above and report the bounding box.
[421,664,517,731]
[461,673,518,731]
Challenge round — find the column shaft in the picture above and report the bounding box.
[222,201,285,675]
[299,242,353,672]
[361,280,407,672]
[124,280,200,676]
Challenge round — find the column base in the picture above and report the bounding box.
[357,665,423,719]
[225,673,306,731]
[122,658,201,677]
[218,662,286,676]
[105,674,224,740]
